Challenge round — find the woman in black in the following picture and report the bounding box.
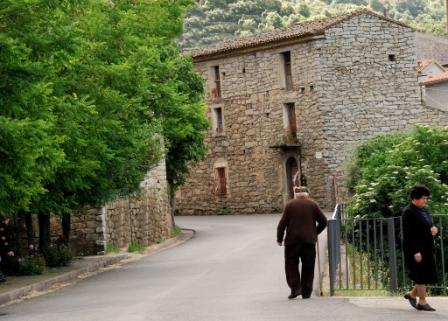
[402,185,438,311]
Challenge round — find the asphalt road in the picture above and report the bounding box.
[1,215,448,321]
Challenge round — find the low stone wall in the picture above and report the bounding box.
[100,158,173,251]
[47,158,173,255]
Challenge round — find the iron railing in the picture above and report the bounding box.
[328,204,448,295]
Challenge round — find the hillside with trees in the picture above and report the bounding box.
[180,0,448,49]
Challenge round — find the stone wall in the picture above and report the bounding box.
[101,158,173,249]
[48,158,173,255]
[318,14,448,204]
[49,208,102,256]
[176,39,328,214]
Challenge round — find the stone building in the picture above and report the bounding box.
[416,59,448,112]
[417,60,446,83]
[421,71,448,112]
[175,9,448,215]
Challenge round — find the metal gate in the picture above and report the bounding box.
[327,205,448,295]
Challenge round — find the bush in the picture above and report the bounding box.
[44,244,73,267]
[19,256,46,275]
[346,126,448,219]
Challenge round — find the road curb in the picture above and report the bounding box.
[0,229,194,306]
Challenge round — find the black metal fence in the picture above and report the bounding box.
[327,204,448,295]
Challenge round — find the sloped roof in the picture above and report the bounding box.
[416,59,446,73]
[416,32,448,67]
[416,60,433,72]
[421,71,448,86]
[189,9,412,60]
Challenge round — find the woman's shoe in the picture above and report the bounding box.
[404,293,417,309]
[417,303,436,311]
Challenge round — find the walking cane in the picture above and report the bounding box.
[316,238,323,296]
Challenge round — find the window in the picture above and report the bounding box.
[285,103,297,136]
[281,51,293,90]
[214,167,227,195]
[214,107,223,133]
[212,65,221,98]
[388,54,396,62]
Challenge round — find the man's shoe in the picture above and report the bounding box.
[288,288,301,299]
[417,303,436,311]
[404,293,417,309]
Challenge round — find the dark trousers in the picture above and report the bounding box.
[284,242,316,298]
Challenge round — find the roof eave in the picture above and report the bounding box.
[422,79,448,86]
[190,33,326,63]
[186,9,414,62]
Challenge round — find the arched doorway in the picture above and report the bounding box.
[285,157,299,199]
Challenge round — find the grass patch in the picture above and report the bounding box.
[335,289,391,296]
[171,225,182,237]
[127,242,146,253]
[333,243,390,295]
[105,244,121,254]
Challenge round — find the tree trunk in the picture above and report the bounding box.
[24,212,34,249]
[62,213,70,246]
[38,212,50,253]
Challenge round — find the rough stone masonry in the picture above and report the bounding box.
[49,157,173,255]
[175,10,448,215]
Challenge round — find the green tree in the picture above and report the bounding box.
[298,4,311,18]
[1,0,208,253]
[0,0,65,216]
[396,0,426,17]
[369,0,385,12]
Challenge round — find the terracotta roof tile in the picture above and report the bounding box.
[421,71,448,85]
[189,9,412,60]
[416,59,446,73]
[416,60,433,72]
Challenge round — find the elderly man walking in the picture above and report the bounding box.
[277,186,327,299]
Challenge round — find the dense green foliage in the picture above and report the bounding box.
[44,244,73,267]
[0,0,208,220]
[180,0,447,49]
[346,126,448,219]
[0,0,66,214]
[19,256,46,275]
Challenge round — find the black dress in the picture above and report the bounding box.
[402,204,438,284]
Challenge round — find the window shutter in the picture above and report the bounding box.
[287,103,297,136]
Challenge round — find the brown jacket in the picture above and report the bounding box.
[277,197,327,245]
